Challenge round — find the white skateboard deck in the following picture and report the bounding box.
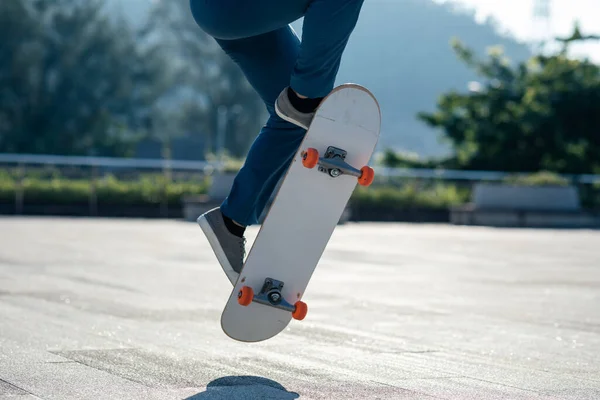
[220,84,381,342]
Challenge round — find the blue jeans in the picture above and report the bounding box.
[190,0,364,226]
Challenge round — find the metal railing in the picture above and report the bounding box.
[0,153,218,171]
[2,153,600,183]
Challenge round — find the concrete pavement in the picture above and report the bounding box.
[0,217,599,399]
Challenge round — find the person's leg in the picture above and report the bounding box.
[191,0,363,100]
[190,0,365,129]
[292,0,365,99]
[191,8,307,283]
[274,0,365,129]
[214,28,307,228]
[220,111,305,228]
[190,0,308,230]
[190,0,365,283]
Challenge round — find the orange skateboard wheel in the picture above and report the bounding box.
[302,148,319,169]
[292,301,308,320]
[358,166,375,186]
[237,286,254,306]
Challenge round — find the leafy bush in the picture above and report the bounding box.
[0,170,209,206]
[351,182,470,210]
[376,149,452,169]
[579,183,600,210]
[0,170,16,203]
[502,171,570,186]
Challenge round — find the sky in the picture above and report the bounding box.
[436,0,600,62]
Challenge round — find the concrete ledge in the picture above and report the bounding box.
[181,195,220,222]
[451,183,599,228]
[473,184,580,211]
[208,173,236,199]
[349,206,449,223]
[451,205,600,228]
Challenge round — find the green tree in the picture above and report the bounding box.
[418,24,600,174]
[141,0,266,159]
[377,148,449,169]
[0,0,165,156]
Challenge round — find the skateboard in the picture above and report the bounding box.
[220,83,381,342]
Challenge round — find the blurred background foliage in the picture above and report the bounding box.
[0,0,599,213]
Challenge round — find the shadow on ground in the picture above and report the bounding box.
[186,376,300,400]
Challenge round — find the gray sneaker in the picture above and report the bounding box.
[275,87,316,130]
[197,207,245,285]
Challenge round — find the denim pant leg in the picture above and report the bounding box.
[221,114,306,226]
[214,28,307,227]
[292,0,365,98]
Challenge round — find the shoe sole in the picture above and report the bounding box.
[275,100,310,130]
[197,215,239,286]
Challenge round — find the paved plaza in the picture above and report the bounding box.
[0,217,598,399]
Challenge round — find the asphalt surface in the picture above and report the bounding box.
[0,217,599,399]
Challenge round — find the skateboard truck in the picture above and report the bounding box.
[237,278,308,321]
[301,146,375,186]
